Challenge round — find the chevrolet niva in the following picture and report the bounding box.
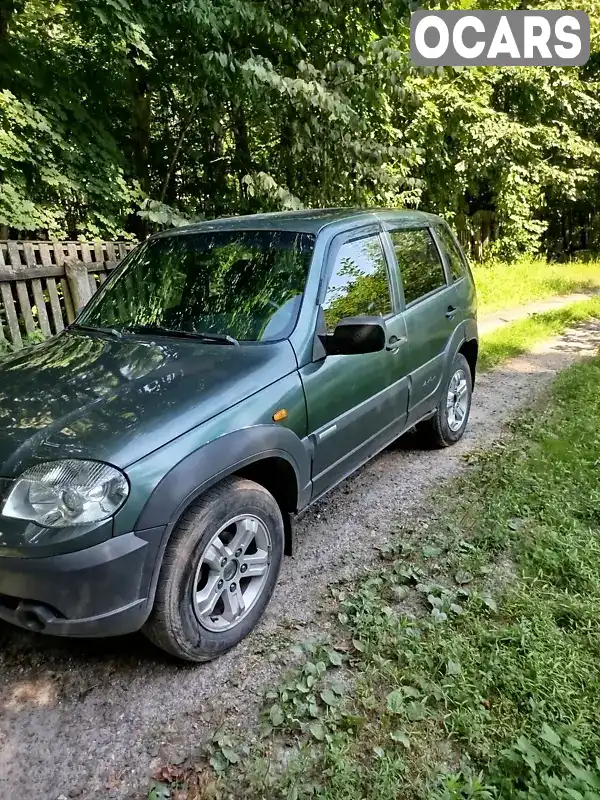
[0,209,477,662]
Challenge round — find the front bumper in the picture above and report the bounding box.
[0,527,165,637]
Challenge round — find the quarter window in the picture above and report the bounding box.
[390,228,447,305]
[436,225,467,282]
[323,235,392,332]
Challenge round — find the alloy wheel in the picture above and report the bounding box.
[192,514,272,632]
[446,368,469,432]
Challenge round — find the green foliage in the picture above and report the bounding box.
[473,258,600,314]
[0,329,46,356]
[407,63,600,258]
[495,726,600,798]
[479,295,600,371]
[338,356,600,797]
[188,354,600,800]
[260,642,348,742]
[1,0,599,256]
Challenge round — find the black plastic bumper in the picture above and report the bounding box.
[0,527,165,637]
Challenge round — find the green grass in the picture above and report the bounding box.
[473,258,600,316]
[160,355,600,800]
[479,295,600,372]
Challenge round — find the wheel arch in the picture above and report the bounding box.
[135,426,311,550]
[234,456,298,556]
[458,338,479,388]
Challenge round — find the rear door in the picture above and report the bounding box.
[301,227,410,498]
[432,222,477,323]
[386,226,456,424]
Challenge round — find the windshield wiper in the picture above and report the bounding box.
[123,325,240,346]
[68,323,122,339]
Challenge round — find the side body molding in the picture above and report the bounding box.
[134,425,312,531]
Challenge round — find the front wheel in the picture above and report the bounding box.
[418,353,472,448]
[143,477,284,663]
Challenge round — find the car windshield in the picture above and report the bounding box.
[78,230,315,342]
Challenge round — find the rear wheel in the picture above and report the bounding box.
[418,352,472,448]
[143,477,284,663]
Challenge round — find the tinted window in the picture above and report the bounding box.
[390,228,446,305]
[323,235,392,332]
[79,230,315,342]
[436,225,467,282]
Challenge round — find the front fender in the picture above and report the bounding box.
[134,425,312,531]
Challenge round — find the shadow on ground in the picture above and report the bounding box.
[1,317,600,800]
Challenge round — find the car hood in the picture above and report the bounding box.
[0,331,297,477]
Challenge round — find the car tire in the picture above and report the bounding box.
[143,476,285,663]
[418,352,473,448]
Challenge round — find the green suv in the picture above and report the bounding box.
[0,209,477,662]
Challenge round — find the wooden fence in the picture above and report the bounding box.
[0,240,137,350]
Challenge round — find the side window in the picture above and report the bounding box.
[436,225,467,282]
[323,235,392,332]
[390,228,447,305]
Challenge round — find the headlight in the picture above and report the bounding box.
[2,460,129,528]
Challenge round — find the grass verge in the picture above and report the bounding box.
[479,295,600,372]
[150,354,600,799]
[473,258,600,315]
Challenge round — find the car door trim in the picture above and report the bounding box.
[317,225,400,314]
[308,379,410,503]
[428,225,453,286]
[310,369,409,447]
[317,424,338,442]
[404,284,449,310]
[381,225,451,310]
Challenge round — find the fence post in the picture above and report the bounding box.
[66,261,93,314]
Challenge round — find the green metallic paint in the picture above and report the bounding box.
[0,209,477,566]
[0,332,300,477]
[402,284,459,414]
[299,225,411,494]
[150,208,439,240]
[115,371,308,534]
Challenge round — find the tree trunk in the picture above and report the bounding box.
[0,1,24,86]
[128,47,151,237]
[280,120,296,193]
[204,127,228,218]
[0,1,22,42]
[159,97,200,204]
[232,102,252,210]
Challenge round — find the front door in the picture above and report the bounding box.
[386,226,456,424]
[300,228,410,499]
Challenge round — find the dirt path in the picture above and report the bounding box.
[2,319,600,800]
[478,291,596,335]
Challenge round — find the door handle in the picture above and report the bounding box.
[387,335,407,352]
[445,305,457,319]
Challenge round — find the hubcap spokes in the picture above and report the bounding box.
[446,368,469,432]
[192,515,271,632]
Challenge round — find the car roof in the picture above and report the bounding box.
[151,208,442,239]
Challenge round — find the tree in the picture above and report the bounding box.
[0,0,598,259]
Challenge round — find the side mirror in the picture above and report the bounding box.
[323,316,387,356]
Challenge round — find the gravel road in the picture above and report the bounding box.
[2,320,600,800]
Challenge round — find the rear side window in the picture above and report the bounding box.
[390,228,447,305]
[323,235,392,332]
[436,225,467,282]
